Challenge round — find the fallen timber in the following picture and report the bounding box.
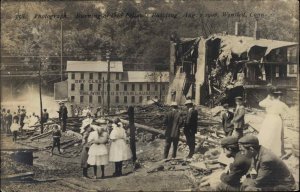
[1,172,35,180]
[115,118,219,145]
[30,131,53,141]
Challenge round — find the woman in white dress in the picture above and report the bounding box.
[109,118,132,176]
[87,124,109,179]
[257,91,289,157]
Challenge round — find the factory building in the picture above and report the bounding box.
[63,61,169,107]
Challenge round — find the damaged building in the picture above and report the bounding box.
[167,23,299,107]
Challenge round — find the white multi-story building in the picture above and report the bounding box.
[64,61,169,107]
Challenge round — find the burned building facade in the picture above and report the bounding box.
[167,30,299,107]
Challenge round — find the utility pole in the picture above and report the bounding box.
[159,73,162,101]
[39,59,44,134]
[60,21,63,81]
[106,45,111,114]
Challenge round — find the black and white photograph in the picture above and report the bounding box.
[0,0,299,191]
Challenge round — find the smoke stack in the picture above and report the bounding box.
[254,21,260,40]
[235,22,239,36]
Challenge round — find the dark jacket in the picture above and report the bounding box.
[232,105,245,129]
[42,112,49,123]
[6,113,12,124]
[220,152,252,187]
[184,108,198,134]
[52,129,61,138]
[245,146,295,190]
[222,111,234,133]
[164,109,183,139]
[59,106,68,120]
[13,114,19,123]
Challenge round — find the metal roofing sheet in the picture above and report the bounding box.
[121,71,169,83]
[66,61,123,72]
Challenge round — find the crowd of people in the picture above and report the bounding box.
[79,115,132,179]
[1,85,296,190]
[164,88,296,191]
[0,105,50,141]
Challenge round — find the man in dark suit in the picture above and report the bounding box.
[19,109,26,133]
[42,109,49,124]
[221,103,234,136]
[184,99,198,158]
[163,102,183,159]
[231,96,245,139]
[216,136,252,191]
[59,102,68,132]
[239,135,296,191]
[5,109,12,134]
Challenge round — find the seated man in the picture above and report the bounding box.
[216,136,252,191]
[239,135,296,191]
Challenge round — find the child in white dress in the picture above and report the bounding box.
[109,118,132,176]
[87,125,109,179]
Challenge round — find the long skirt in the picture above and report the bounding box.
[87,144,108,166]
[109,139,132,162]
[257,114,283,157]
[81,145,89,168]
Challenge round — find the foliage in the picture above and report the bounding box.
[1,0,299,68]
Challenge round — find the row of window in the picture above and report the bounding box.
[71,73,121,80]
[70,83,166,91]
[70,95,164,103]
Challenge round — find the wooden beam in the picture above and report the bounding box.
[1,172,34,180]
[30,131,52,141]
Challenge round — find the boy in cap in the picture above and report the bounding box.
[231,96,245,139]
[163,102,183,159]
[51,124,62,156]
[238,135,296,191]
[215,136,251,191]
[183,98,198,158]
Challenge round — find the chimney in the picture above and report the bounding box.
[254,21,260,40]
[235,22,239,36]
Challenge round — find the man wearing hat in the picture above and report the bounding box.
[215,136,252,191]
[163,101,183,159]
[231,96,245,139]
[221,103,234,136]
[58,102,68,132]
[238,135,296,191]
[183,98,198,158]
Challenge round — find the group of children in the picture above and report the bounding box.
[80,115,132,179]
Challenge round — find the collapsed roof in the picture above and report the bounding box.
[207,34,298,65]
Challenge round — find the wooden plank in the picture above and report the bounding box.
[30,131,52,141]
[1,172,34,180]
[61,140,81,149]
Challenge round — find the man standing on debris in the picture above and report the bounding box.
[20,109,26,133]
[59,102,68,132]
[0,108,6,132]
[239,135,296,191]
[221,103,234,136]
[5,109,13,134]
[184,99,198,158]
[231,96,245,139]
[163,101,183,159]
[215,136,251,191]
[42,109,49,124]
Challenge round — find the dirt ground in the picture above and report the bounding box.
[1,104,299,191]
[1,135,196,192]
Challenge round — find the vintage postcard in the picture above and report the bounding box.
[1,0,299,191]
